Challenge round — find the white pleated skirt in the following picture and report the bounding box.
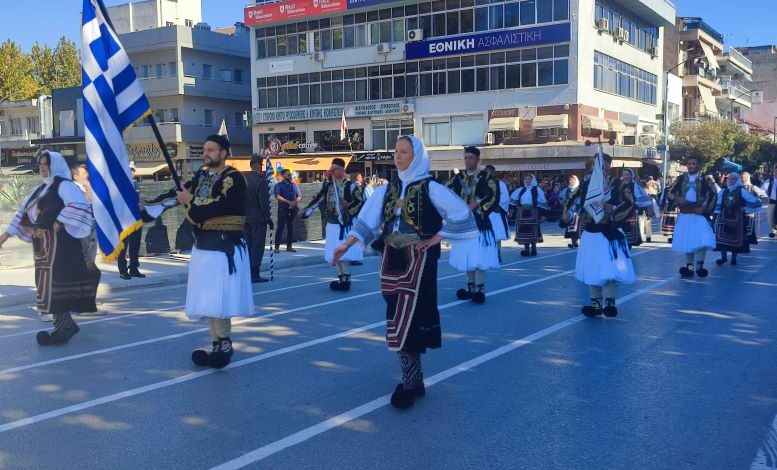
[489,211,510,241]
[185,244,254,319]
[325,223,363,263]
[671,213,716,254]
[575,230,636,286]
[448,232,501,272]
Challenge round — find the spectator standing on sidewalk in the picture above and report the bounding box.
[118,162,145,280]
[71,163,104,316]
[274,169,302,253]
[244,154,274,282]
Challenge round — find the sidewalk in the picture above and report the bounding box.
[0,239,353,309]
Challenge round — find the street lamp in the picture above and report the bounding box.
[662,56,703,181]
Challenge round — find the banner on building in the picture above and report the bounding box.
[406,23,571,60]
[244,0,347,26]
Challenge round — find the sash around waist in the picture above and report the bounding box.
[194,231,244,252]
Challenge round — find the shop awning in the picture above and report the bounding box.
[607,120,627,133]
[234,155,354,173]
[698,85,719,115]
[611,159,643,168]
[532,114,568,129]
[699,41,720,71]
[133,162,169,177]
[583,115,609,130]
[488,117,520,131]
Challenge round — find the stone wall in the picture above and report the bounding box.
[0,175,325,256]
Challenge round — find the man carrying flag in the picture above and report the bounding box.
[563,147,636,318]
[142,134,254,368]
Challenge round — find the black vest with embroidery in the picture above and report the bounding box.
[719,186,745,218]
[35,177,66,229]
[381,177,442,240]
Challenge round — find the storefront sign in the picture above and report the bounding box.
[406,23,571,60]
[269,59,294,74]
[268,137,283,155]
[255,101,406,123]
[354,151,394,162]
[127,143,178,162]
[189,145,203,159]
[351,101,403,118]
[244,0,347,27]
[299,142,319,152]
[496,161,585,171]
[488,108,523,119]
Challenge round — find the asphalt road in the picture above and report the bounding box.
[0,230,776,470]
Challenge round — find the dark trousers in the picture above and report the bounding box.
[244,221,267,277]
[118,228,142,274]
[276,205,297,248]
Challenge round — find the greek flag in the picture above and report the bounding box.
[81,0,151,261]
[583,145,611,224]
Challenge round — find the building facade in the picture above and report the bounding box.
[108,0,203,34]
[34,21,253,180]
[246,0,675,181]
[738,45,777,138]
[0,97,53,173]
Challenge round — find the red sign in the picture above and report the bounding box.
[244,0,347,26]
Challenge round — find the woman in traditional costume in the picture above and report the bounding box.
[510,174,548,256]
[332,136,477,409]
[714,172,761,266]
[0,151,99,345]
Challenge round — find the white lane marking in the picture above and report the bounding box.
[751,413,777,469]
[0,249,564,340]
[0,251,576,373]
[0,257,579,433]
[209,275,677,470]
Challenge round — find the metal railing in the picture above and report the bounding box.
[727,47,753,71]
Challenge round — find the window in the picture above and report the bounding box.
[372,119,413,150]
[185,19,193,27]
[314,129,365,151]
[168,62,177,76]
[169,108,179,122]
[451,114,484,145]
[220,69,233,81]
[520,0,536,25]
[10,118,22,135]
[203,64,213,80]
[141,64,150,79]
[423,117,451,146]
[204,110,214,126]
[234,69,243,83]
[594,0,657,54]
[155,63,163,78]
[25,116,38,134]
[593,51,657,104]
[234,112,244,128]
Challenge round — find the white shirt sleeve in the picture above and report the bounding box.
[351,184,388,243]
[429,181,478,240]
[57,180,94,239]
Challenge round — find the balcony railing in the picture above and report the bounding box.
[680,17,725,43]
[726,47,753,73]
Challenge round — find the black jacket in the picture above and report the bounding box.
[244,171,272,224]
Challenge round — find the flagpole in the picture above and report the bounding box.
[265,149,275,281]
[94,0,182,191]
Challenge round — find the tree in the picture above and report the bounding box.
[30,37,81,95]
[0,39,38,101]
[669,119,760,170]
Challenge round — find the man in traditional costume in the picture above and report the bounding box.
[667,156,718,278]
[142,135,253,368]
[714,173,761,266]
[332,136,477,410]
[0,151,99,344]
[560,175,582,248]
[761,165,777,238]
[510,174,548,256]
[564,150,636,318]
[484,164,510,262]
[302,158,364,291]
[445,146,500,304]
[615,169,655,247]
[659,176,678,243]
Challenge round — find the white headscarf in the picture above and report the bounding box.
[524,173,538,188]
[397,135,430,184]
[41,151,72,186]
[568,175,580,189]
[726,172,742,190]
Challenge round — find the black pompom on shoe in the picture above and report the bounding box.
[769,232,776,239]
[603,299,618,318]
[696,267,708,278]
[581,306,602,317]
[36,331,51,346]
[329,280,342,291]
[390,384,416,409]
[191,348,210,367]
[520,250,530,257]
[208,351,232,369]
[472,291,486,304]
[456,288,471,300]
[679,264,695,277]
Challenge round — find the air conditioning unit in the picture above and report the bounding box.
[401,103,415,113]
[642,124,656,134]
[484,132,495,145]
[377,43,392,54]
[597,18,609,32]
[615,27,628,42]
[407,29,424,42]
[313,51,325,61]
[648,46,657,57]
[639,134,657,147]
[622,30,630,42]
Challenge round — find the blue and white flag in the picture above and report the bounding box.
[264,150,275,184]
[81,0,151,261]
[583,145,611,224]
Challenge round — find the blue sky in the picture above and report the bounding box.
[2,0,774,51]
